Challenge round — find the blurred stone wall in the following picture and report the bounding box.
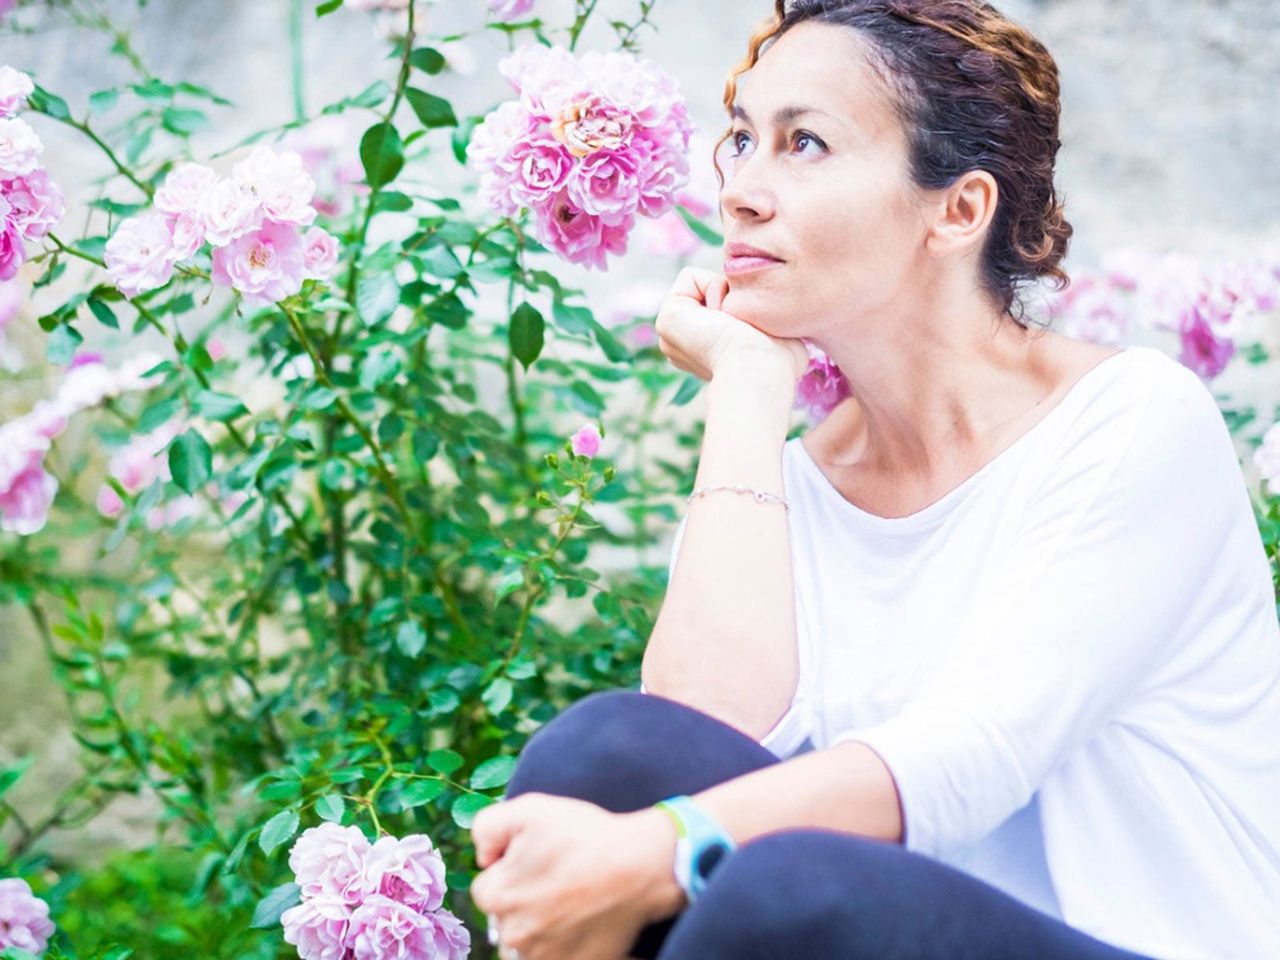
[1,0,1278,862]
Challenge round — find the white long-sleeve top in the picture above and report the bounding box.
[644,345,1280,960]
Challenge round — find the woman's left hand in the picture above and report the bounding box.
[469,792,683,960]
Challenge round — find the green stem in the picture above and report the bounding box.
[289,0,307,122]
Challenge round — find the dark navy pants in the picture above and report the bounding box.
[503,689,1163,960]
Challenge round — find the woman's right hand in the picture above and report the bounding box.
[654,266,810,384]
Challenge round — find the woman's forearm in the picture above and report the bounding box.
[632,739,906,923]
[641,354,801,742]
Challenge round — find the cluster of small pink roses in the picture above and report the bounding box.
[467,43,693,270]
[0,65,66,282]
[105,145,340,308]
[281,823,470,960]
[0,877,55,956]
[0,351,163,535]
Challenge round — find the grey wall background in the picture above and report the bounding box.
[2,0,1278,859]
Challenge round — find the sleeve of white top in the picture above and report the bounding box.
[638,511,813,759]
[828,359,1249,858]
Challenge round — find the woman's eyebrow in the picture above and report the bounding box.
[730,102,838,126]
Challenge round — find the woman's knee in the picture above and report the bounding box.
[658,829,907,959]
[505,689,669,808]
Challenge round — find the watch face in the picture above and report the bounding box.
[695,840,731,879]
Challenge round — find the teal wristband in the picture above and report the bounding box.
[654,794,737,902]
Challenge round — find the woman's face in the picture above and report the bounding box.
[717,21,930,338]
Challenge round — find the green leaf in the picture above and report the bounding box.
[316,0,344,14]
[28,85,71,121]
[0,756,34,799]
[508,303,544,371]
[426,749,464,775]
[360,122,404,190]
[168,430,212,494]
[315,794,345,823]
[406,88,457,128]
[481,677,514,716]
[88,89,119,115]
[494,569,524,604]
[192,390,248,422]
[470,756,517,791]
[46,323,83,365]
[409,47,447,74]
[250,882,301,928]
[676,204,724,246]
[398,778,445,809]
[395,620,427,658]
[162,107,210,136]
[86,297,119,329]
[258,809,300,856]
[452,792,495,829]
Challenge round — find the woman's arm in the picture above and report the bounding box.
[631,739,905,922]
[641,353,802,742]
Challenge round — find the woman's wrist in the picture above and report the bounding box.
[626,807,689,922]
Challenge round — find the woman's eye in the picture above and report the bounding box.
[728,130,823,157]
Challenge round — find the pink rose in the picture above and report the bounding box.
[566,148,640,224]
[104,211,178,298]
[211,219,306,308]
[3,168,66,240]
[301,226,339,280]
[346,895,438,960]
[0,116,41,177]
[0,217,23,281]
[155,162,218,218]
[794,341,851,425]
[281,895,352,960]
[288,823,373,907]
[198,177,264,247]
[570,422,601,458]
[1178,295,1236,381]
[0,445,58,536]
[166,209,205,260]
[232,145,318,228]
[0,66,34,118]
[363,834,447,913]
[0,878,57,953]
[489,0,535,22]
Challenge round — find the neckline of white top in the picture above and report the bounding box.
[790,345,1155,532]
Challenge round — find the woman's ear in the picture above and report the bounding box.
[925,170,999,258]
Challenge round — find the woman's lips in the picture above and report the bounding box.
[724,255,783,276]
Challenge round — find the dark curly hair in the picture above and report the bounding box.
[715,0,1073,326]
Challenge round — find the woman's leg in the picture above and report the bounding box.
[656,828,1163,960]
[502,688,782,958]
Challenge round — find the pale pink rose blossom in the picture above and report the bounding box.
[207,337,227,361]
[1178,293,1237,381]
[211,219,307,308]
[104,211,179,298]
[155,162,218,217]
[0,66,33,118]
[96,484,124,518]
[288,823,374,907]
[570,422,601,458]
[0,421,58,536]
[198,177,264,247]
[1254,422,1280,498]
[363,834,447,913]
[282,895,353,960]
[0,877,57,953]
[232,145,318,228]
[0,216,22,280]
[3,168,66,239]
[301,226,339,280]
[489,0,535,21]
[167,209,205,260]
[347,895,439,960]
[0,116,42,177]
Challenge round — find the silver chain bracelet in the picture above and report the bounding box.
[687,484,789,511]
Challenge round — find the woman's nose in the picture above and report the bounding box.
[719,154,776,223]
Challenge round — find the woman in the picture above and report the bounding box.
[468,2,1280,958]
